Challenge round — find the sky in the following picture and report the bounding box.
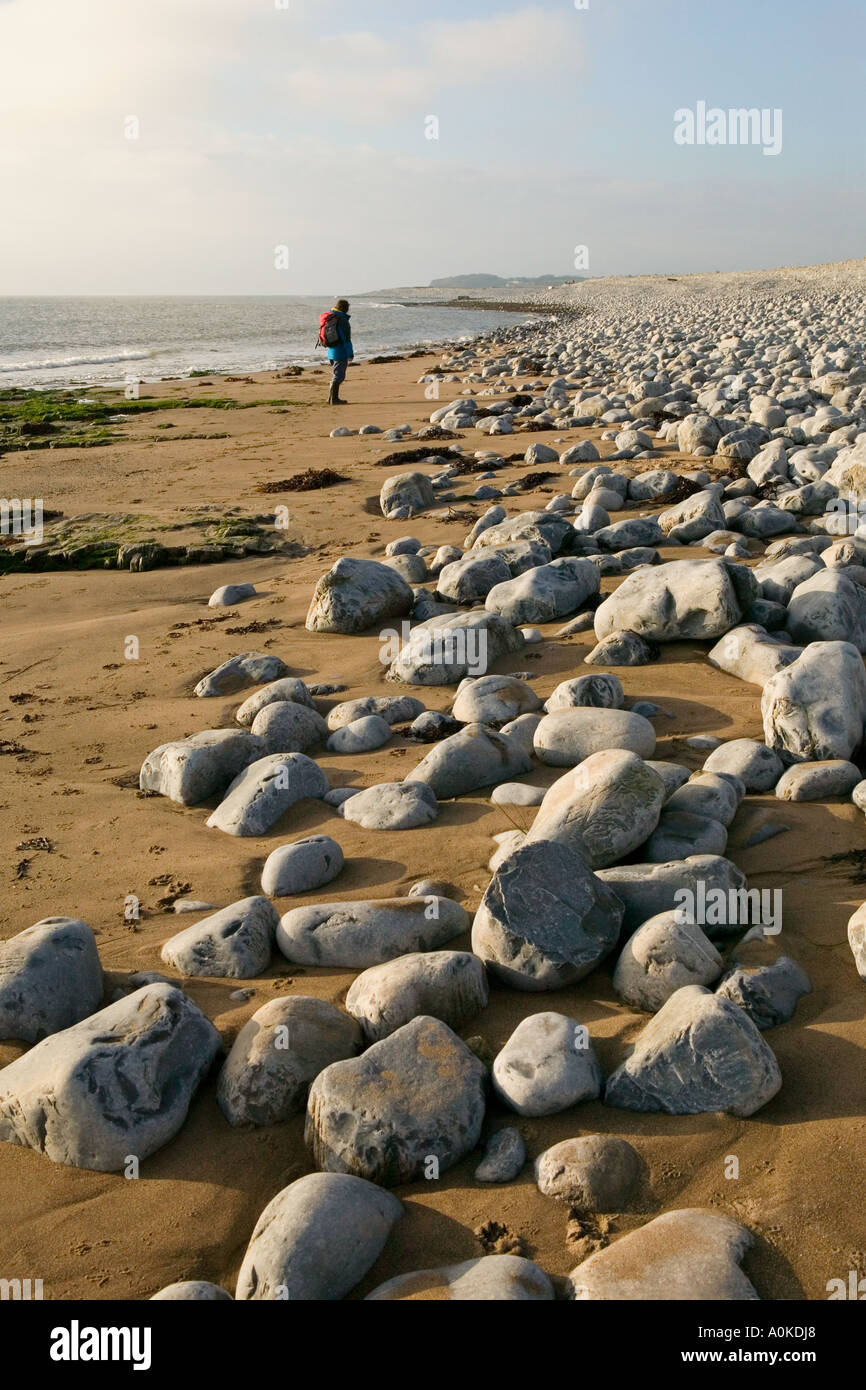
[0,0,863,294]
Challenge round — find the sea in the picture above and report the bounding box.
[0,296,536,392]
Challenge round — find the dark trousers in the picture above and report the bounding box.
[330,358,348,387]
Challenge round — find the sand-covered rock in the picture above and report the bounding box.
[452,674,542,725]
[366,1254,554,1301]
[535,1135,640,1209]
[569,1208,758,1300]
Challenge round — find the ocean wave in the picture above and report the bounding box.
[0,349,153,374]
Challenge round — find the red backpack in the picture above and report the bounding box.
[318,311,342,348]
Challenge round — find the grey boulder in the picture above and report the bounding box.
[339,781,439,830]
[276,896,468,968]
[604,984,782,1118]
[194,652,289,698]
[139,729,264,806]
[594,559,753,643]
[471,840,623,991]
[613,911,723,1012]
[161,897,279,979]
[206,753,328,836]
[0,917,103,1043]
[703,739,783,792]
[0,984,220,1170]
[492,1011,602,1115]
[535,1135,641,1210]
[762,641,866,763]
[236,1172,402,1300]
[217,996,361,1126]
[305,1016,486,1185]
[525,750,666,869]
[366,1254,553,1301]
[405,723,532,799]
[261,835,344,896]
[250,700,328,754]
[306,556,413,634]
[345,950,489,1042]
[533,708,656,766]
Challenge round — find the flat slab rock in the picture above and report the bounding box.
[276,896,469,968]
[0,916,103,1043]
[569,1208,759,1300]
[236,1172,402,1300]
[604,983,782,1118]
[366,1254,554,1301]
[305,1015,487,1186]
[0,983,220,1171]
[161,896,278,979]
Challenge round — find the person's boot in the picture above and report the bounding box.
[328,381,345,405]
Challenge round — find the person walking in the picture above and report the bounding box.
[318,298,354,404]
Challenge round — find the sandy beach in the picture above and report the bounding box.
[2,329,865,1302]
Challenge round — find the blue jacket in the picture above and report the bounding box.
[327,311,354,362]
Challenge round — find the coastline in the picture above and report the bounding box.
[1,330,864,1300]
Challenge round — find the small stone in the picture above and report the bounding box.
[208,583,257,608]
[490,781,545,806]
[261,836,344,896]
[326,714,393,753]
[475,1127,526,1183]
[535,1136,641,1210]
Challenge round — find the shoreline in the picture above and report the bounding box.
[1,301,865,1302]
